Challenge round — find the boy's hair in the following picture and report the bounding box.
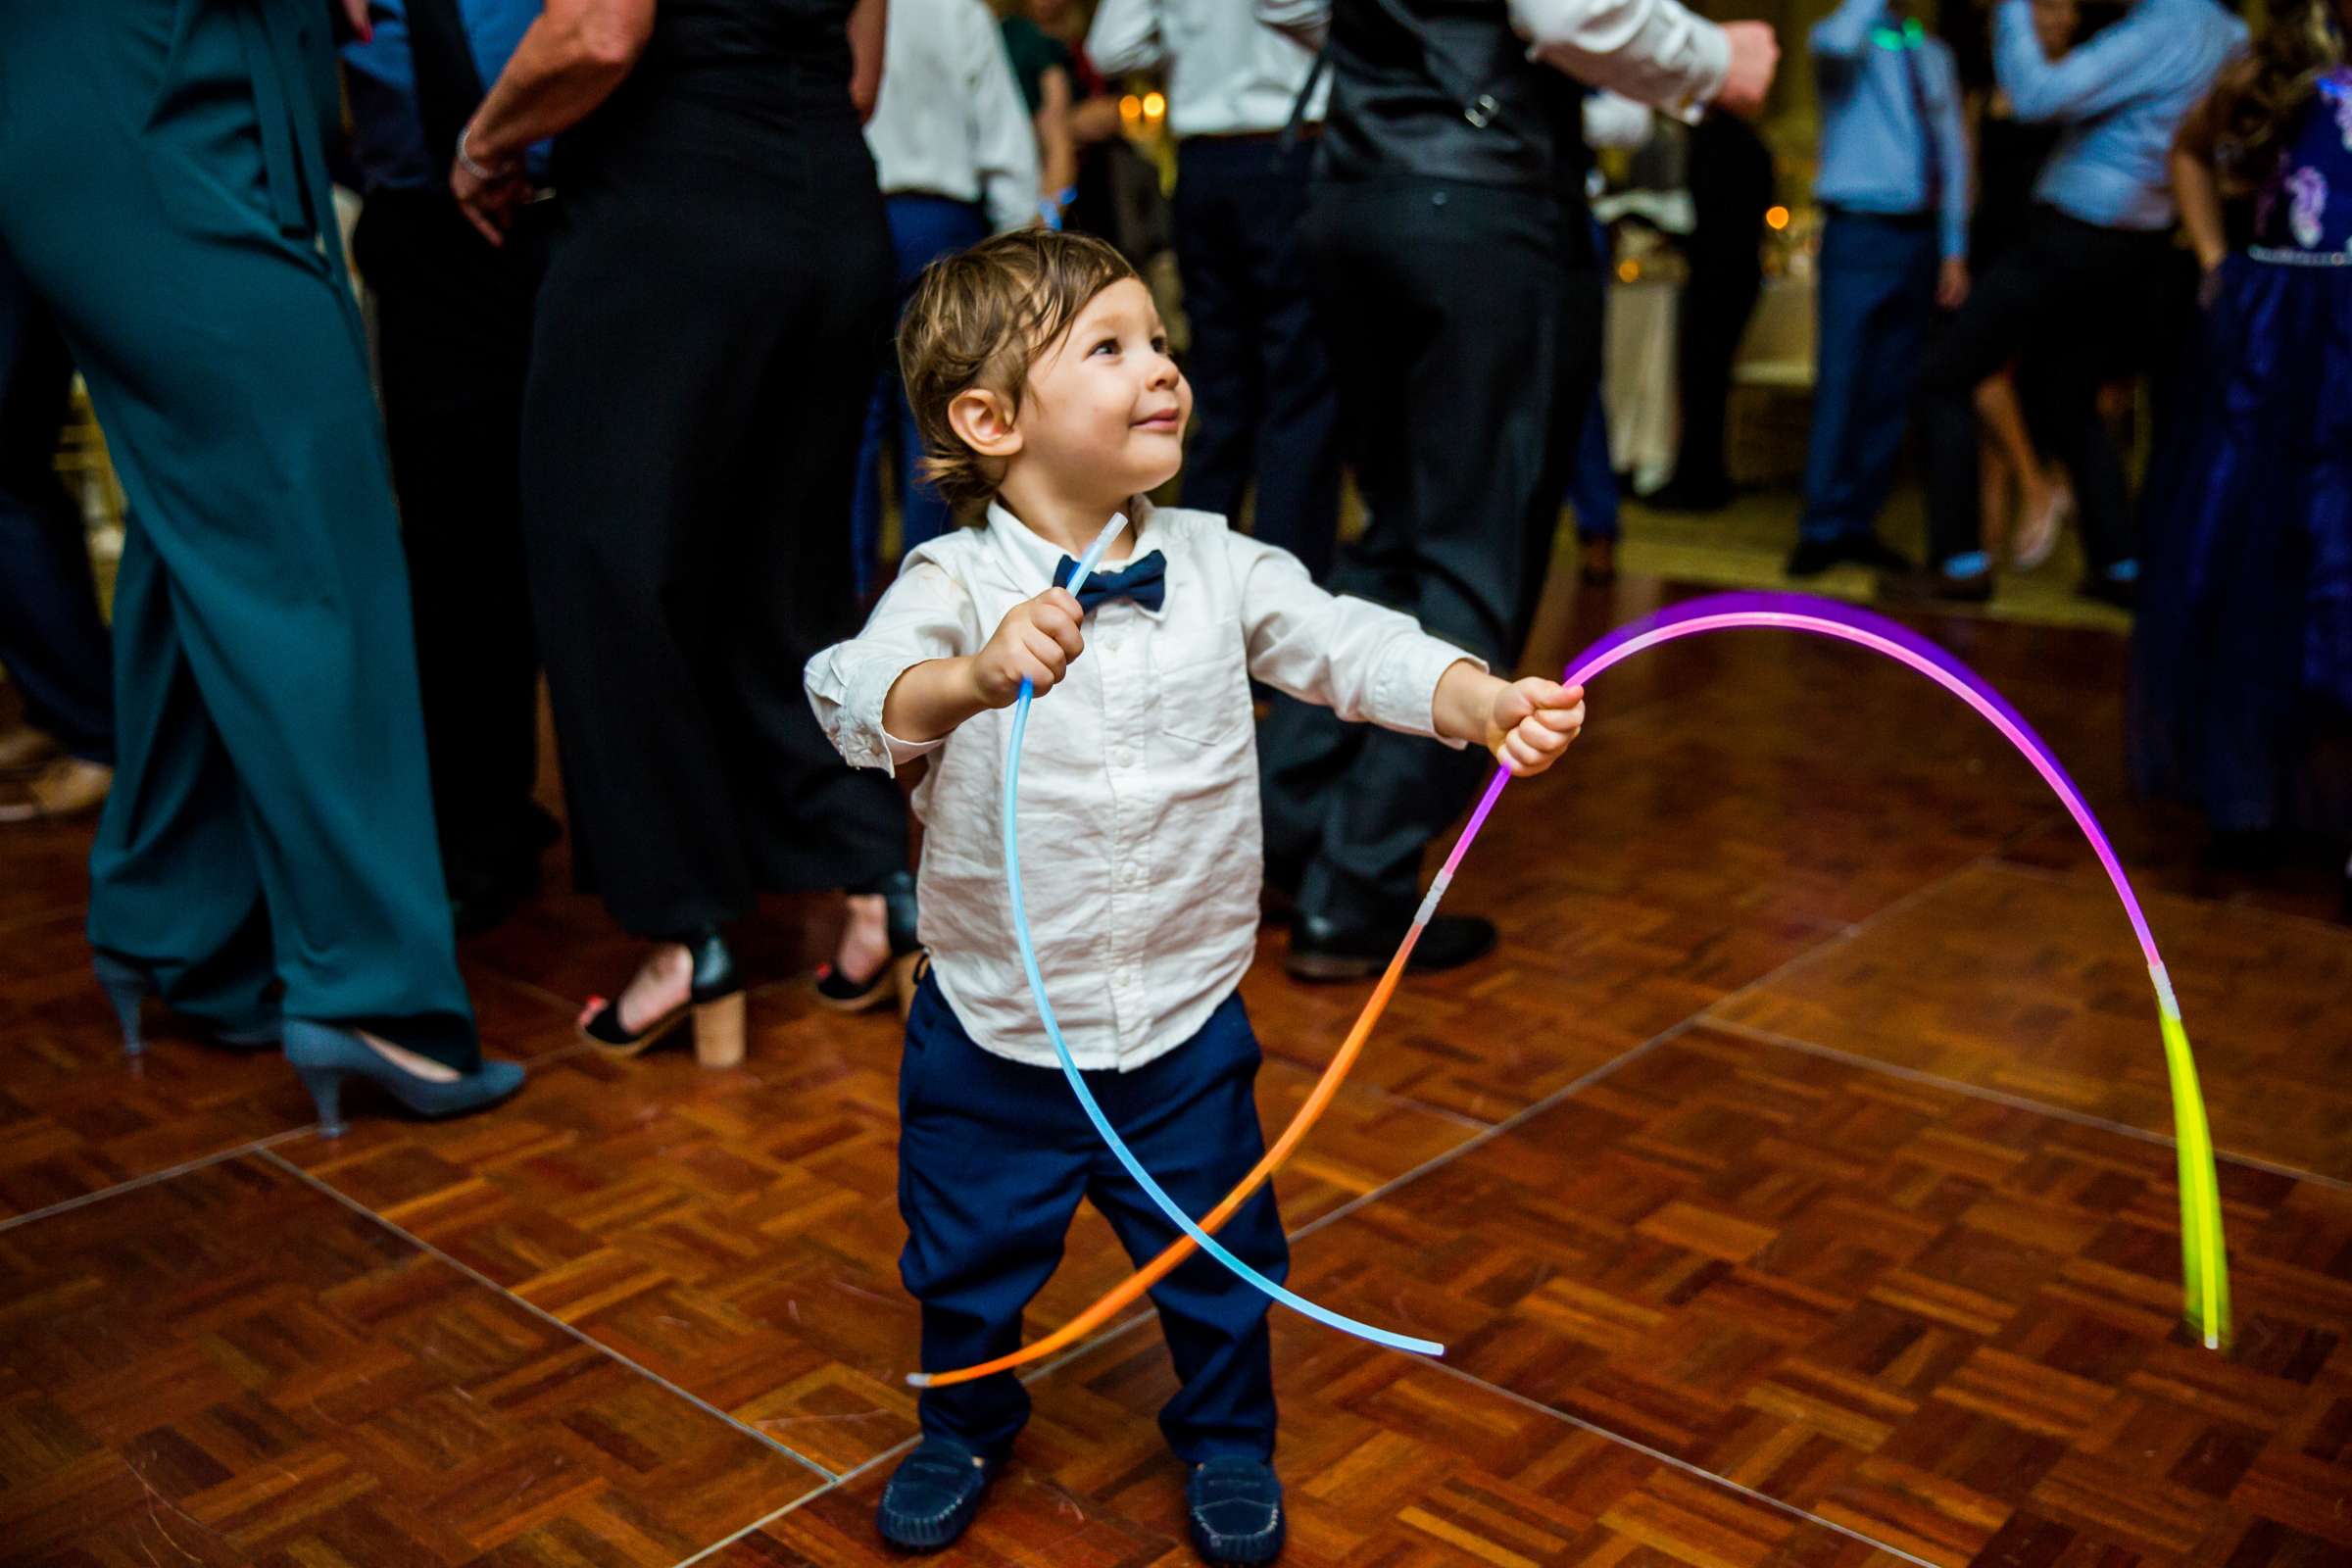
[898,229,1139,516]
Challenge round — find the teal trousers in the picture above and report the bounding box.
[0,0,477,1065]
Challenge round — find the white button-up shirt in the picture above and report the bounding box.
[1087,0,1330,138]
[862,0,1041,231]
[805,500,1478,1071]
[1256,0,1731,111]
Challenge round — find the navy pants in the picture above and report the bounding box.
[1171,135,1342,581]
[852,194,990,596]
[0,245,113,763]
[1564,215,1619,545]
[898,973,1288,1462]
[1799,211,1939,547]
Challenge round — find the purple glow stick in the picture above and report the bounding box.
[1409,592,2230,1348]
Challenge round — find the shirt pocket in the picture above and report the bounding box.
[1152,637,1251,748]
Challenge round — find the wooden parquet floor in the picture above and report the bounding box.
[3,571,2347,1567]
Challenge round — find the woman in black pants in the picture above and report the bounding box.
[456,0,915,1065]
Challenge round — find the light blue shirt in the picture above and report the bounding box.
[342,0,546,192]
[1811,0,1970,259]
[1995,0,2246,231]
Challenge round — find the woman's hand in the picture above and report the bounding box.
[451,127,529,245]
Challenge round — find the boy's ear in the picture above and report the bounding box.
[948,388,1023,461]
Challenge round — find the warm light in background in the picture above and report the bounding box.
[1616,260,1641,283]
[1119,94,1142,122]
[1765,206,1790,231]
[1142,91,1166,122]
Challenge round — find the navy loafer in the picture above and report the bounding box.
[1187,1456,1285,1565]
[876,1439,995,1552]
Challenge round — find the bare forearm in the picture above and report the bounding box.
[849,0,886,122]
[466,1,653,163]
[1069,95,1124,145]
[2172,146,2227,270]
[882,658,990,744]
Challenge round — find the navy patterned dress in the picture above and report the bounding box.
[2132,71,2352,839]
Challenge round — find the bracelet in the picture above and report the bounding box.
[456,123,502,182]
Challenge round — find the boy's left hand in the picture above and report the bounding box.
[1484,677,1586,776]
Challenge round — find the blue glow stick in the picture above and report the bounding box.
[908,514,1445,1386]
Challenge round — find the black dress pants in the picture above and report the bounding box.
[519,120,906,937]
[354,188,547,884]
[1172,134,1343,581]
[1261,178,1598,918]
[1916,206,2173,575]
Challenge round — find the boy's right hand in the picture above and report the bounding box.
[970,588,1087,708]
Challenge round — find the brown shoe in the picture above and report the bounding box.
[0,724,61,777]
[0,757,112,822]
[1579,536,1617,586]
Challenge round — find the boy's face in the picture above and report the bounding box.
[1011,278,1192,508]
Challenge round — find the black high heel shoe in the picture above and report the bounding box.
[283,1020,526,1138]
[577,929,746,1068]
[92,950,277,1056]
[813,870,921,1017]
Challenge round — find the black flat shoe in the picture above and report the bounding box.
[876,1438,996,1552]
[283,1020,525,1138]
[1877,564,1993,606]
[578,929,746,1068]
[1788,536,1914,578]
[1284,909,1497,982]
[2078,573,2139,612]
[91,950,277,1056]
[814,869,922,1016]
[1188,1457,1285,1565]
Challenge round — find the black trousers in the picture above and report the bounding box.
[1172,134,1342,580]
[1262,179,1598,917]
[354,188,547,881]
[1670,239,1762,498]
[0,243,113,764]
[1916,206,2173,575]
[519,123,906,937]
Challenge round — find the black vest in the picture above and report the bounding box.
[1315,0,1592,203]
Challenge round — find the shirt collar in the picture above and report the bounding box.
[979,496,1165,612]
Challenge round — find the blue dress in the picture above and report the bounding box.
[2132,72,2352,837]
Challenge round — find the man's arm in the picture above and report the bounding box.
[1507,0,1731,110]
[971,0,1044,228]
[1933,44,1972,259]
[1086,0,1166,76]
[1810,0,1882,63]
[1254,0,1328,53]
[1993,0,2164,122]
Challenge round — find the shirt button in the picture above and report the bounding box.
[1113,747,1133,767]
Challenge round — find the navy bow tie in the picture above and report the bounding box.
[1054,549,1167,613]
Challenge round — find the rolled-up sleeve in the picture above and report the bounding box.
[1509,0,1731,109]
[805,561,982,775]
[1228,533,1483,744]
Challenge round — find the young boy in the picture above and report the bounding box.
[804,230,1587,1564]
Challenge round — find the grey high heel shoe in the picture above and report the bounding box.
[282,1020,525,1138]
[92,950,278,1056]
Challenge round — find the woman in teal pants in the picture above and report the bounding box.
[0,0,521,1130]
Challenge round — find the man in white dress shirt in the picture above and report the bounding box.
[1253,0,1776,980]
[1087,0,1343,580]
[851,0,1041,595]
